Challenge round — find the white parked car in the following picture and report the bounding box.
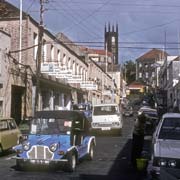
[151,113,180,175]
[91,103,123,134]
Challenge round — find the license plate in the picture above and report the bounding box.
[30,160,50,164]
[101,127,111,131]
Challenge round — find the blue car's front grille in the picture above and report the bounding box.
[27,145,53,160]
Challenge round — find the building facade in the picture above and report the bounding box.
[0,1,88,123]
[0,1,120,123]
[136,48,168,88]
[0,30,11,117]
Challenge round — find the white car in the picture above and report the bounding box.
[91,103,123,134]
[151,113,180,175]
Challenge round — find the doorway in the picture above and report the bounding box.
[11,85,25,125]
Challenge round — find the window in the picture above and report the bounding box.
[167,69,169,81]
[112,36,115,45]
[30,118,72,135]
[8,119,16,129]
[42,40,47,62]
[51,45,54,61]
[82,68,85,81]
[57,50,61,65]
[0,120,9,131]
[159,118,180,140]
[85,70,87,81]
[146,72,148,78]
[68,57,71,69]
[152,72,155,77]
[139,63,142,68]
[62,54,66,67]
[93,105,117,116]
[73,61,76,74]
[76,64,79,75]
[79,66,82,76]
[33,32,38,61]
[139,72,142,78]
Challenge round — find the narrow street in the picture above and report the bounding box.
[0,114,152,180]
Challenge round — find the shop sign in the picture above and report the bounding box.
[80,81,98,90]
[67,75,82,83]
[41,63,72,76]
[41,63,59,73]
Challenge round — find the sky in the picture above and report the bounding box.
[7,0,180,64]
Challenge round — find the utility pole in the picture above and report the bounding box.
[19,0,22,65]
[34,0,45,114]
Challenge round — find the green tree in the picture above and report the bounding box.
[122,60,136,85]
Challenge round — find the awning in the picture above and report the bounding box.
[39,76,72,93]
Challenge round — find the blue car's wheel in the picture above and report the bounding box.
[64,152,76,172]
[87,143,94,160]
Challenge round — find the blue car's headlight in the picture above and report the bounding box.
[158,159,167,167]
[168,160,176,168]
[49,143,59,152]
[23,142,30,151]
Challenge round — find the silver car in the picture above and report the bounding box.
[151,113,180,175]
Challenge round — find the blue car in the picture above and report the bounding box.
[13,110,96,172]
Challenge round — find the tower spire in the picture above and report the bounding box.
[108,22,110,32]
[116,23,118,33]
[112,24,114,32]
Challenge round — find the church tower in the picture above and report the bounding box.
[104,23,119,64]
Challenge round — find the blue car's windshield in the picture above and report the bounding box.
[159,117,180,140]
[30,118,72,135]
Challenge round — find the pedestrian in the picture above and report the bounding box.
[131,112,147,170]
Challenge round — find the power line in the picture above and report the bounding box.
[122,18,180,35]
[49,0,101,40]
[44,8,180,15]
[58,0,111,33]
[56,1,180,9]
[9,39,180,54]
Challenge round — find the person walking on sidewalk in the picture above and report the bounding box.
[131,112,147,170]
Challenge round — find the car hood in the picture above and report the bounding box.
[154,139,180,159]
[27,134,70,147]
